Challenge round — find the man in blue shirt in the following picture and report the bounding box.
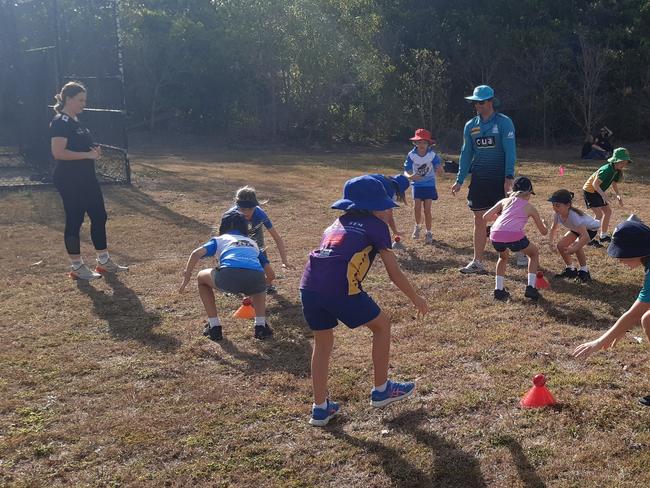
[451,85,517,274]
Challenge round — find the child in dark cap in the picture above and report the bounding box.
[573,217,650,406]
[300,175,428,426]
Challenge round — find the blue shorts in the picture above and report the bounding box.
[300,289,381,331]
[491,236,530,252]
[412,186,438,201]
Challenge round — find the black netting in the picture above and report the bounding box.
[0,0,129,188]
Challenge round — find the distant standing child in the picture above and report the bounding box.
[548,190,601,283]
[231,186,289,293]
[300,175,428,426]
[369,173,410,236]
[573,218,650,407]
[582,147,631,243]
[403,129,442,244]
[483,177,548,301]
[179,209,273,341]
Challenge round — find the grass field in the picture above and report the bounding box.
[1,142,649,487]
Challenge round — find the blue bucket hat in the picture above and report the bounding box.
[391,174,410,194]
[331,175,399,211]
[464,85,501,108]
[607,219,650,259]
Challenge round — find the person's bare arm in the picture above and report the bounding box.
[179,246,208,292]
[379,249,428,316]
[267,227,289,267]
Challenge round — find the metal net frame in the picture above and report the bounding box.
[0,0,130,188]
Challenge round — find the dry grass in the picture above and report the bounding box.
[1,141,649,487]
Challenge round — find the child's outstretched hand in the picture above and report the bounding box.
[179,271,192,293]
[413,295,428,317]
[572,339,603,359]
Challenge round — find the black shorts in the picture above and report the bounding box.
[571,229,598,240]
[467,179,505,212]
[211,267,267,295]
[492,236,530,252]
[583,190,607,208]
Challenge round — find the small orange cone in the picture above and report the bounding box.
[520,374,556,408]
[559,165,565,176]
[233,297,255,319]
[535,271,550,289]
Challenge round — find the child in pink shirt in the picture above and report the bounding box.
[483,177,548,301]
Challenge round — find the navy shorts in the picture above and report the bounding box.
[583,190,607,208]
[571,229,598,240]
[300,289,381,331]
[492,236,530,252]
[412,186,438,201]
[467,179,505,211]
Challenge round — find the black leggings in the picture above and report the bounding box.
[54,173,108,255]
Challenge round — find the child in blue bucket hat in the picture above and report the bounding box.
[369,173,410,236]
[300,175,428,426]
[573,217,650,406]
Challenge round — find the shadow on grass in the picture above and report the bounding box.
[76,273,180,352]
[500,436,547,488]
[201,291,312,376]
[397,244,474,274]
[329,409,487,488]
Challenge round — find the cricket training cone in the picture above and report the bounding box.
[233,297,255,319]
[535,271,550,289]
[520,374,556,408]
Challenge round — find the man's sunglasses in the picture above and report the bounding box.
[473,98,493,105]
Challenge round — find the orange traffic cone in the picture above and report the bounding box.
[233,297,255,319]
[520,374,556,408]
[535,271,550,289]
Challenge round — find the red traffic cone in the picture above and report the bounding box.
[233,297,255,319]
[392,235,404,250]
[535,271,550,289]
[520,374,556,408]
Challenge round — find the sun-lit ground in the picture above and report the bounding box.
[1,141,649,487]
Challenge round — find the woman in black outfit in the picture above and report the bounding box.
[50,81,127,280]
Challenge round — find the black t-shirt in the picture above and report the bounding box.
[593,134,613,153]
[49,113,96,178]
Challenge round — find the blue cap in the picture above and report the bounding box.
[391,174,410,194]
[607,219,650,259]
[465,85,501,107]
[331,175,399,211]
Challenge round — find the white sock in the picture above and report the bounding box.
[580,265,589,272]
[495,275,505,290]
[70,258,83,269]
[373,381,388,392]
[600,232,609,238]
[567,265,576,270]
[254,316,266,326]
[208,317,221,328]
[97,251,110,264]
[313,400,327,410]
[527,273,536,287]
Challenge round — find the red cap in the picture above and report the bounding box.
[409,128,434,143]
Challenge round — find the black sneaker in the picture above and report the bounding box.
[599,235,612,243]
[576,270,592,283]
[524,285,540,300]
[266,285,277,294]
[493,288,510,302]
[639,395,650,407]
[203,323,223,341]
[588,239,604,248]
[254,323,273,340]
[554,268,578,279]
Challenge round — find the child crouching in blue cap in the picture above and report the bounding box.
[369,173,410,236]
[573,217,650,406]
[179,209,272,341]
[300,175,428,426]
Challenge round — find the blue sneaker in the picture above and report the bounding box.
[309,400,340,427]
[371,380,415,408]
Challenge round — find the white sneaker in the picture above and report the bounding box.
[459,260,485,274]
[95,258,129,274]
[412,226,421,239]
[516,252,528,267]
[69,263,102,281]
[424,231,433,244]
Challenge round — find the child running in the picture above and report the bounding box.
[548,189,601,283]
[573,217,650,407]
[230,186,289,294]
[483,176,548,301]
[403,129,442,244]
[369,173,410,236]
[300,175,428,426]
[582,147,631,243]
[179,209,272,341]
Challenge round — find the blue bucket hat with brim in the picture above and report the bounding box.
[391,174,410,194]
[464,85,501,108]
[331,175,399,211]
[607,219,650,258]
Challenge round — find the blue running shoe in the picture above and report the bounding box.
[371,380,415,408]
[309,400,341,427]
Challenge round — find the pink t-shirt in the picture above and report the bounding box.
[490,196,529,243]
